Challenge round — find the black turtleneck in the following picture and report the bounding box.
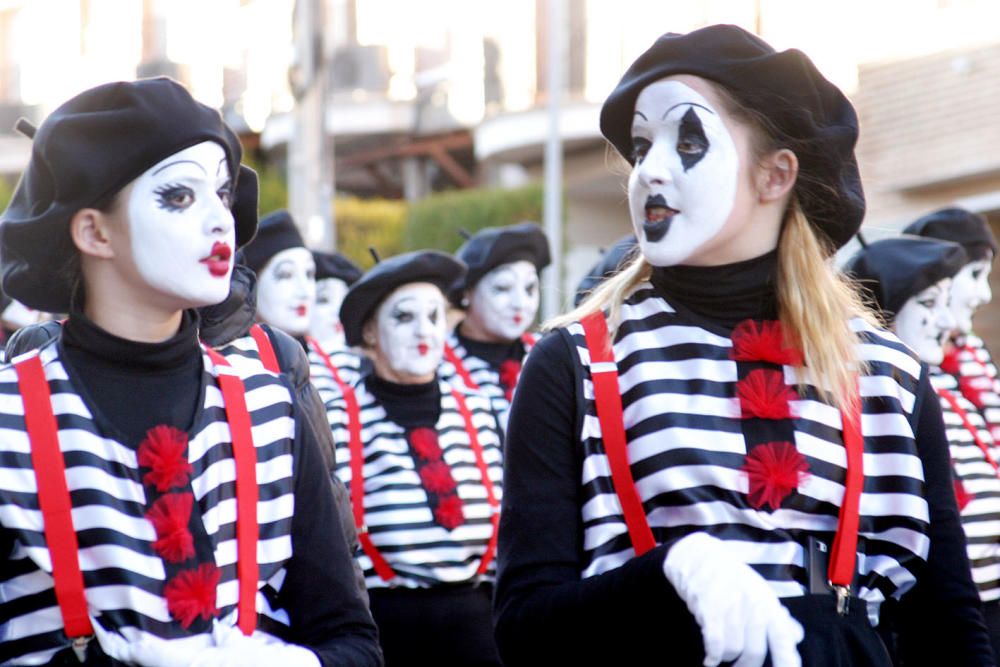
[455,325,528,367]
[649,249,779,331]
[366,373,441,429]
[59,309,204,446]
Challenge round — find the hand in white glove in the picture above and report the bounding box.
[189,622,321,667]
[662,532,804,667]
[90,619,209,667]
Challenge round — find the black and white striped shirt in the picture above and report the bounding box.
[0,344,297,664]
[930,369,1000,602]
[439,331,535,429]
[947,333,1000,442]
[566,285,929,615]
[327,378,503,590]
[307,343,363,404]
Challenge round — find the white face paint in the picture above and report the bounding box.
[127,141,235,308]
[256,247,316,336]
[895,279,957,366]
[949,259,992,334]
[371,283,447,383]
[309,277,349,349]
[627,77,743,267]
[466,260,540,342]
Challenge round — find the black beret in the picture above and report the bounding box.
[240,209,306,274]
[340,250,466,347]
[600,24,864,249]
[843,236,968,320]
[450,222,551,305]
[0,77,255,313]
[313,250,362,285]
[574,234,638,306]
[903,207,998,263]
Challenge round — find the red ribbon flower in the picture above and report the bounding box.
[730,320,803,366]
[419,460,458,494]
[409,427,443,460]
[146,492,195,563]
[742,441,810,511]
[737,369,796,420]
[499,359,522,402]
[164,563,220,629]
[137,425,193,492]
[434,494,466,530]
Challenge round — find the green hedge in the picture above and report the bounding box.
[335,196,408,269]
[403,183,545,253]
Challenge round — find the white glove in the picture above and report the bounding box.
[188,622,321,667]
[662,532,804,667]
[90,619,209,667]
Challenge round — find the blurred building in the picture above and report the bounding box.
[5,0,1000,319]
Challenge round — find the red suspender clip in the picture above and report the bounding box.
[829,388,863,615]
[203,348,260,635]
[579,312,864,615]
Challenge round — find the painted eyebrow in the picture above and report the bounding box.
[634,110,648,121]
[662,102,715,120]
[152,159,209,176]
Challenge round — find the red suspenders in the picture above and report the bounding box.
[14,348,261,640]
[15,354,93,638]
[937,387,1000,475]
[305,336,349,389]
[443,333,537,392]
[344,386,500,582]
[249,323,280,374]
[579,311,863,611]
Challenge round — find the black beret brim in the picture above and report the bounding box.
[843,236,968,319]
[451,223,551,306]
[341,250,467,347]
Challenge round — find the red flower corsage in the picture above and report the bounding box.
[737,369,796,420]
[434,494,466,530]
[499,359,522,402]
[164,563,221,629]
[410,427,443,460]
[742,441,810,511]
[138,425,193,492]
[407,427,465,530]
[730,320,803,366]
[147,492,195,563]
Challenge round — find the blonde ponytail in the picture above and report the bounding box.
[544,250,650,334]
[777,201,875,411]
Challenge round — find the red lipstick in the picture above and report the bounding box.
[417,343,429,355]
[201,241,232,277]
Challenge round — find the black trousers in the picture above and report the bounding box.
[368,583,502,667]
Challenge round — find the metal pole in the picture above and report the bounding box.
[542,0,565,321]
[289,0,335,251]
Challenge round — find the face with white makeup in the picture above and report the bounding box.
[366,282,447,384]
[628,75,788,267]
[256,247,316,336]
[462,260,540,343]
[895,279,957,366]
[119,141,236,310]
[949,258,993,334]
[310,277,350,349]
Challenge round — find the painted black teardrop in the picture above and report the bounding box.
[677,108,709,171]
